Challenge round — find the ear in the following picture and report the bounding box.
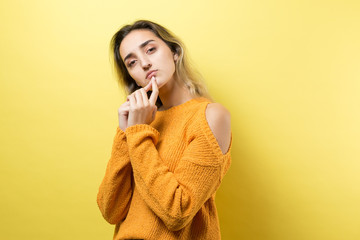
[173,52,179,62]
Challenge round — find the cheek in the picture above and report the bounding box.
[161,54,176,71]
[128,68,140,79]
[155,49,175,68]
[127,69,143,85]
[168,59,176,73]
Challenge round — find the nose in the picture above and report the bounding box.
[140,56,152,70]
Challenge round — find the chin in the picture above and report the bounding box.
[156,77,172,89]
[156,79,163,88]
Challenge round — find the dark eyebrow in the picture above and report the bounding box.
[123,39,155,62]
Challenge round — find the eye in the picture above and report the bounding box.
[127,60,136,68]
[147,47,156,54]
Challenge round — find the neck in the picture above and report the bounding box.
[158,77,195,111]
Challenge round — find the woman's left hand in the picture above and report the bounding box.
[127,77,159,129]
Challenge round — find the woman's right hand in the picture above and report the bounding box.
[118,101,130,132]
[118,77,157,132]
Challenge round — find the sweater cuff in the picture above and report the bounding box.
[115,126,126,139]
[116,126,125,134]
[125,124,160,145]
[111,127,127,151]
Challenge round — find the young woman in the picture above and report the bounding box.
[97,20,232,240]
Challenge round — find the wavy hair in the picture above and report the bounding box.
[110,20,212,107]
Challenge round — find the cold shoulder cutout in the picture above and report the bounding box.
[205,103,232,155]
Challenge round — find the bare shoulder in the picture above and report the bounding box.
[205,103,232,155]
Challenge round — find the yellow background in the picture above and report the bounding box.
[1,0,359,239]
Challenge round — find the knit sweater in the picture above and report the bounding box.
[97,97,232,240]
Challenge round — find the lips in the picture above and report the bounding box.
[146,70,157,80]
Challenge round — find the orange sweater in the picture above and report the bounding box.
[97,97,232,240]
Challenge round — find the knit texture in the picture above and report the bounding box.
[97,97,232,240]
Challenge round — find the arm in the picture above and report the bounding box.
[97,127,133,224]
[124,104,232,231]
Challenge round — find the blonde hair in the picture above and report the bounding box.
[110,20,213,106]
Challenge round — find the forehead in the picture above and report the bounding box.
[119,29,159,59]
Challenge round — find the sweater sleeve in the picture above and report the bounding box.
[97,127,133,224]
[124,123,232,231]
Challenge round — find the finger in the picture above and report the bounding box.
[119,102,130,111]
[127,93,136,104]
[140,88,149,106]
[118,101,130,115]
[143,80,152,92]
[128,94,136,110]
[135,90,143,107]
[118,105,130,115]
[152,105,157,119]
[149,77,159,105]
[120,101,130,107]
